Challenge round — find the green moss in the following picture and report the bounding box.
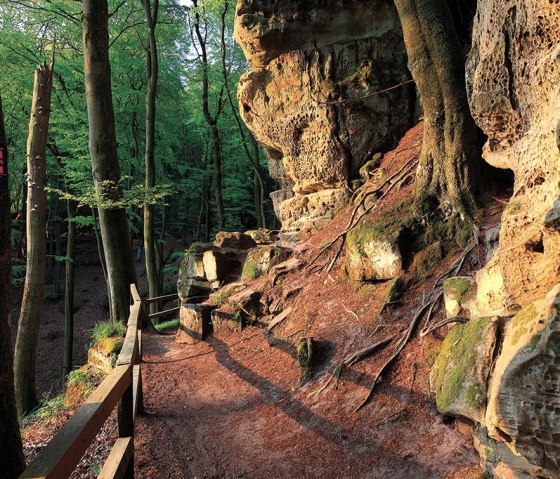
[155,319,179,332]
[444,277,473,300]
[242,260,261,280]
[424,213,473,250]
[411,242,442,280]
[297,338,313,386]
[510,304,538,346]
[383,277,403,304]
[466,382,485,408]
[432,317,493,413]
[528,334,542,351]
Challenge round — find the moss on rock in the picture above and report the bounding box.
[432,317,495,417]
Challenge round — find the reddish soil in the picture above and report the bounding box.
[133,123,506,478]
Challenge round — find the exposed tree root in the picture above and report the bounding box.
[419,316,469,337]
[355,237,477,412]
[314,337,393,397]
[306,157,418,274]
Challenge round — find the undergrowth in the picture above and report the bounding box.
[92,320,127,345]
[155,318,179,332]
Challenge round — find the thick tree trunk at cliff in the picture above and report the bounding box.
[63,199,77,376]
[142,0,161,312]
[192,0,225,230]
[0,94,26,478]
[82,0,137,322]
[14,64,53,414]
[394,0,480,216]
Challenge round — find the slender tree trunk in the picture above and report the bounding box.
[141,0,161,310]
[0,93,26,478]
[394,0,480,217]
[14,63,53,415]
[63,199,77,377]
[92,208,112,320]
[82,0,137,322]
[192,1,225,230]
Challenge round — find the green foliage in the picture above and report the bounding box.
[91,321,127,345]
[67,369,96,393]
[23,393,65,424]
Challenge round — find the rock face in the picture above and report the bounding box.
[234,0,414,238]
[467,0,560,311]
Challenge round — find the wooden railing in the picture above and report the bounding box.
[20,284,145,479]
[144,292,179,323]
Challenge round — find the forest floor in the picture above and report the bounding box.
[18,123,509,478]
[133,125,506,478]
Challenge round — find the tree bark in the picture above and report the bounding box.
[192,0,225,230]
[0,93,26,478]
[141,0,161,311]
[394,0,480,217]
[63,199,77,376]
[82,0,137,322]
[14,63,53,415]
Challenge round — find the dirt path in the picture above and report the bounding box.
[135,329,479,479]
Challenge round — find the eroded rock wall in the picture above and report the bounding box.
[467,0,560,312]
[234,0,414,239]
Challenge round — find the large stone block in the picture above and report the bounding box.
[176,303,214,345]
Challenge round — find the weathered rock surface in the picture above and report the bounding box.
[211,309,244,335]
[484,285,560,478]
[343,221,402,281]
[443,277,475,318]
[235,0,414,236]
[213,231,257,250]
[467,0,560,311]
[430,317,499,424]
[242,245,291,280]
[176,303,214,345]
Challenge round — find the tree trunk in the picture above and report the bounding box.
[192,0,225,230]
[82,0,137,322]
[63,199,77,377]
[0,93,26,479]
[394,0,480,217]
[141,0,161,311]
[14,63,53,415]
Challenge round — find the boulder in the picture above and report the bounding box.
[178,242,215,302]
[242,245,292,280]
[234,0,413,235]
[245,229,280,245]
[203,249,242,287]
[343,221,402,281]
[213,231,257,250]
[176,303,214,345]
[430,317,499,424]
[443,277,475,318]
[211,308,244,335]
[484,285,560,477]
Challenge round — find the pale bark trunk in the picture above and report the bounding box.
[192,0,225,230]
[394,0,480,217]
[0,93,26,478]
[82,0,137,321]
[14,64,53,414]
[142,0,161,311]
[63,199,77,376]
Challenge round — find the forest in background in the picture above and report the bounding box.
[0,0,274,296]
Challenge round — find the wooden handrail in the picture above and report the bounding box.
[20,284,144,479]
[143,292,178,304]
[148,306,180,321]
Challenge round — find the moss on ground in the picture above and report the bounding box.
[242,259,261,280]
[411,242,442,281]
[432,317,493,413]
[297,338,313,386]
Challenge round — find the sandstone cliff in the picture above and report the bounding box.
[234,0,414,240]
